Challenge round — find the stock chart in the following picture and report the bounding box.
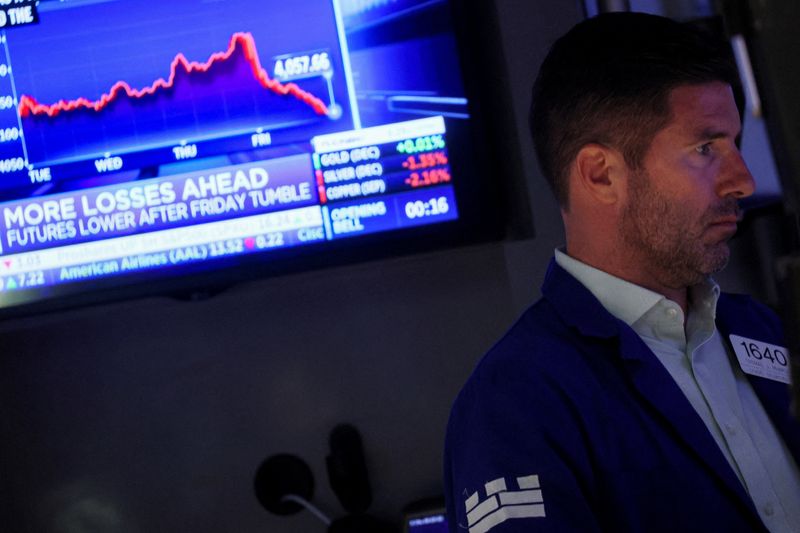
[1,0,353,192]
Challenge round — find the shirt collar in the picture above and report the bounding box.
[554,248,720,327]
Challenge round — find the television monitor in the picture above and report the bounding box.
[0,0,515,316]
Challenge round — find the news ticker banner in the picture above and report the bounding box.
[1,116,453,256]
[0,116,458,291]
[0,185,457,294]
[0,154,319,255]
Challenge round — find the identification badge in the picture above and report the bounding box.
[729,335,792,384]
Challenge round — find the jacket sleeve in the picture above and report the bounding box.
[443,355,602,533]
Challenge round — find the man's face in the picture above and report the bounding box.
[620,82,755,289]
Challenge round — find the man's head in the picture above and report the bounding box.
[530,12,743,209]
[531,12,756,297]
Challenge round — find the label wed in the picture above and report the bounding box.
[729,334,792,384]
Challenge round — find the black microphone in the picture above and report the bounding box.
[326,424,372,515]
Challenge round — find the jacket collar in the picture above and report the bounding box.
[540,258,622,339]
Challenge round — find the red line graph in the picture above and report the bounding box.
[18,32,330,118]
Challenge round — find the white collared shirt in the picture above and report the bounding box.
[555,249,800,532]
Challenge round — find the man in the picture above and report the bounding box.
[444,12,800,533]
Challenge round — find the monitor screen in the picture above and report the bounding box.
[0,0,507,315]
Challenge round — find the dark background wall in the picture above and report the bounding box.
[0,2,782,532]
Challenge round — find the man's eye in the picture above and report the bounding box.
[696,143,713,156]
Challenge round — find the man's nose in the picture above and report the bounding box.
[717,149,755,199]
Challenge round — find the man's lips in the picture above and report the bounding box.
[707,217,738,235]
[710,216,739,226]
[703,200,742,236]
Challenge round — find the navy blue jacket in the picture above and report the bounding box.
[444,260,800,532]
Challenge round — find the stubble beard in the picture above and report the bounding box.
[620,169,739,289]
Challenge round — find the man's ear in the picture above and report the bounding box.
[573,143,627,205]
